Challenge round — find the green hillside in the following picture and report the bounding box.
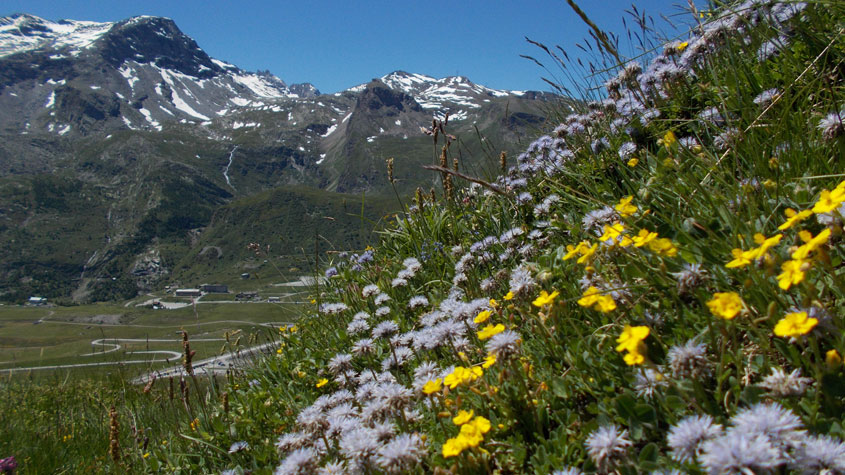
[170,185,397,286]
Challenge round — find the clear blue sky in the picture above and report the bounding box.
[4,1,700,93]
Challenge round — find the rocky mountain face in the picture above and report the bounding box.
[0,13,563,302]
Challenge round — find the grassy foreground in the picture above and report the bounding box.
[5,0,845,473]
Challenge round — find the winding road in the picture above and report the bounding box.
[2,320,289,376]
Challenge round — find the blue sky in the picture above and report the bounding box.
[4,1,699,93]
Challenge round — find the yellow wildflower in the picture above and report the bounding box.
[707,292,744,320]
[489,298,499,308]
[503,291,514,301]
[778,208,813,230]
[662,130,677,148]
[812,188,845,214]
[752,233,783,259]
[444,366,483,389]
[478,323,505,340]
[676,41,689,52]
[826,349,842,369]
[792,228,831,260]
[576,243,598,264]
[773,311,818,338]
[482,354,497,368]
[594,295,617,312]
[577,286,601,307]
[442,416,492,458]
[615,196,638,217]
[422,378,443,395]
[777,259,808,290]
[600,223,625,242]
[648,238,678,257]
[563,241,590,260]
[469,416,491,435]
[623,349,646,365]
[532,290,559,307]
[442,438,464,458]
[457,422,483,448]
[474,310,492,324]
[616,325,650,353]
[316,378,329,388]
[632,229,658,248]
[453,409,474,425]
[726,248,755,268]
[627,157,639,167]
[577,286,616,313]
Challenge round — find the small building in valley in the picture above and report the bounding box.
[27,296,47,306]
[236,291,259,301]
[175,288,202,297]
[200,284,229,293]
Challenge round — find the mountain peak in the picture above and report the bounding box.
[100,15,221,77]
[371,71,525,110]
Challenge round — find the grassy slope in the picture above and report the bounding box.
[163,2,841,473]
[169,185,397,286]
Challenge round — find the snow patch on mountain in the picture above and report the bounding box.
[119,65,139,89]
[230,97,251,107]
[171,90,210,120]
[434,110,468,122]
[322,124,338,137]
[0,14,111,57]
[210,58,236,70]
[232,73,289,98]
[138,108,162,131]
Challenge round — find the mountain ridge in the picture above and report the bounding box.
[0,12,566,302]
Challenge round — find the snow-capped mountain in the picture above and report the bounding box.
[0,13,559,303]
[0,13,318,134]
[374,71,524,107]
[0,13,112,57]
[346,71,537,121]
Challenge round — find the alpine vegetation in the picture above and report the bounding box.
[51,0,844,473]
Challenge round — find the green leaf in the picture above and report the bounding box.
[613,393,637,420]
[638,442,659,462]
[740,385,763,405]
[633,403,657,424]
[551,377,568,399]
[821,373,845,398]
[665,395,687,411]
